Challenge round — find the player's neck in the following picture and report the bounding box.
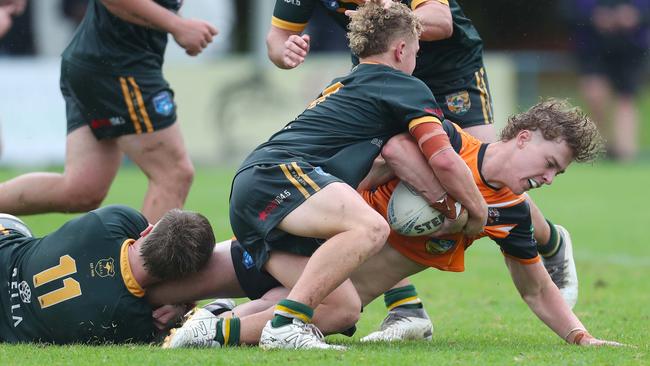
[480,142,509,189]
[360,55,399,72]
[127,241,154,289]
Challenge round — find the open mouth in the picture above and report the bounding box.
[528,178,540,189]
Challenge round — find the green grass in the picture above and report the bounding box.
[1,162,649,365]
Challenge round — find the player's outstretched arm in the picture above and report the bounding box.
[266,25,310,69]
[100,0,217,56]
[413,0,453,41]
[505,257,623,346]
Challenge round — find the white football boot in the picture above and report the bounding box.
[259,319,346,350]
[542,225,578,309]
[203,298,236,316]
[361,307,433,342]
[162,308,221,348]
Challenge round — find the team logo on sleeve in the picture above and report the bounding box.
[153,91,175,116]
[92,258,116,278]
[320,0,340,10]
[445,91,471,115]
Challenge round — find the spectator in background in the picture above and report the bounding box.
[563,0,650,161]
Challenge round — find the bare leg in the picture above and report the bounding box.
[118,123,194,222]
[0,126,121,214]
[463,124,497,143]
[613,95,638,161]
[276,182,389,308]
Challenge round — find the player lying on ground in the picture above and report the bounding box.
[162,100,621,348]
[225,0,486,350]
[0,205,215,344]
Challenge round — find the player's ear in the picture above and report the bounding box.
[140,224,154,237]
[516,130,532,149]
[394,40,406,62]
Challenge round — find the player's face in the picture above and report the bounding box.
[509,130,573,194]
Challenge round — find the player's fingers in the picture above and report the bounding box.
[283,52,304,68]
[286,41,308,57]
[345,9,357,18]
[208,23,219,36]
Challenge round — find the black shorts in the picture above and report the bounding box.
[576,40,647,95]
[229,162,341,270]
[429,67,494,128]
[61,60,177,140]
[230,239,281,300]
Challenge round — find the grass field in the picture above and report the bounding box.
[0,162,649,365]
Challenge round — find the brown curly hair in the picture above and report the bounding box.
[348,0,421,58]
[499,99,605,163]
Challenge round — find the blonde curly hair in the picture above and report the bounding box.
[500,99,605,163]
[347,0,421,58]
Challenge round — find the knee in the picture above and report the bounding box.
[65,187,107,212]
[358,214,390,254]
[156,158,194,190]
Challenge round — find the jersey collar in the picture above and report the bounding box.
[120,239,146,298]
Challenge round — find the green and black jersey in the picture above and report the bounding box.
[237,63,443,188]
[0,206,155,344]
[272,0,483,84]
[62,0,182,75]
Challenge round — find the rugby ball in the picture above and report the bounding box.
[387,182,462,236]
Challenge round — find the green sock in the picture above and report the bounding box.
[384,284,423,311]
[214,317,240,347]
[271,299,313,328]
[537,219,564,258]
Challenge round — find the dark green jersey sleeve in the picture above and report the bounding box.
[272,0,317,32]
[381,73,445,130]
[491,201,538,261]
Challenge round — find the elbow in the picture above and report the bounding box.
[381,134,412,165]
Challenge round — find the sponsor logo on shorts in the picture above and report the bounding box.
[90,117,126,129]
[314,167,330,176]
[91,258,115,278]
[242,250,255,269]
[424,239,456,254]
[320,0,339,10]
[259,189,291,221]
[445,90,471,115]
[18,281,31,303]
[371,138,384,148]
[153,91,175,116]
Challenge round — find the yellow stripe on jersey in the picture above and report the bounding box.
[223,318,231,346]
[33,255,77,287]
[280,164,311,199]
[475,69,490,125]
[38,278,82,309]
[271,16,307,32]
[128,77,154,133]
[274,305,312,323]
[120,239,146,298]
[387,296,421,311]
[291,162,320,192]
[412,0,448,10]
[408,116,442,131]
[119,77,142,134]
[480,68,493,124]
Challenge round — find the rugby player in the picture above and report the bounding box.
[266,0,580,339]
[163,100,620,348]
[0,205,215,344]
[0,0,217,222]
[227,0,487,349]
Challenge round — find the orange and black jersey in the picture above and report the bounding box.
[62,0,181,75]
[0,206,155,344]
[272,0,483,84]
[362,121,539,271]
[237,63,443,188]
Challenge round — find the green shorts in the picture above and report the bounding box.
[229,162,342,269]
[429,67,494,128]
[60,60,177,140]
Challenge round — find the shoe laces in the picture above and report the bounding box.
[381,312,411,330]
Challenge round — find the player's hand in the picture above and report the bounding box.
[430,208,467,238]
[171,18,218,56]
[153,304,187,331]
[462,205,487,237]
[281,34,310,69]
[345,0,394,17]
[574,332,625,347]
[0,5,14,38]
